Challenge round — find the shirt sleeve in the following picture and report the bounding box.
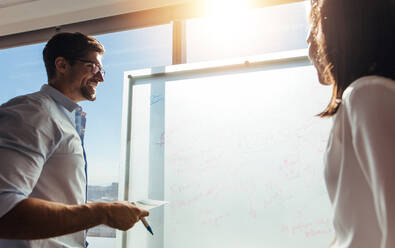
[0,96,62,218]
[345,78,395,247]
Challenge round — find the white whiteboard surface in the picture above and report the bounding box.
[123,56,334,248]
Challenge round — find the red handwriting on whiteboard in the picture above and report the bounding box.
[263,190,282,209]
[280,159,301,179]
[169,183,193,193]
[201,213,231,226]
[281,218,333,239]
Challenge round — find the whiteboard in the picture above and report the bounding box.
[122,53,334,248]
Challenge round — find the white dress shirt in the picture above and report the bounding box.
[0,84,87,248]
[324,76,395,248]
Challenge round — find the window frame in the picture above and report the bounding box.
[0,0,304,54]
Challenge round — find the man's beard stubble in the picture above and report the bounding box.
[81,85,96,101]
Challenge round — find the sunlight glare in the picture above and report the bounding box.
[205,0,253,17]
[197,1,266,57]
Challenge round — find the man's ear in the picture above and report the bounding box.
[54,57,68,74]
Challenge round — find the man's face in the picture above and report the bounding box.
[67,51,104,102]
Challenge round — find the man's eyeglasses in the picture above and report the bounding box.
[73,58,105,78]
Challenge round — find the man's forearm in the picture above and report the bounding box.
[0,197,107,240]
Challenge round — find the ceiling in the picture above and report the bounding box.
[0,0,186,36]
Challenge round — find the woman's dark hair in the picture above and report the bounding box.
[310,0,395,117]
[43,32,105,80]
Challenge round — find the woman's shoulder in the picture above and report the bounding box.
[341,76,395,115]
[343,76,395,101]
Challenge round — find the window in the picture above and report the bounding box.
[1,1,334,248]
[186,1,309,62]
[0,42,46,101]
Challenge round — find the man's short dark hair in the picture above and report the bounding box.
[43,32,105,80]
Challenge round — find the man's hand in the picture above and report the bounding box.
[0,198,149,240]
[104,201,149,231]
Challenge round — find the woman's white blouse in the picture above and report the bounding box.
[324,76,395,248]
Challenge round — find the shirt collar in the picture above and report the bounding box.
[40,84,81,112]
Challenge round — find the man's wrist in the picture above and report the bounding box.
[86,201,109,226]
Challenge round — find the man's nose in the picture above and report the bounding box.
[94,71,104,82]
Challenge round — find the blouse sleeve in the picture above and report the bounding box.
[345,77,395,247]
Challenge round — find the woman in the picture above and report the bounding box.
[308,0,395,247]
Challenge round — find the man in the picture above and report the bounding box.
[0,32,148,247]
